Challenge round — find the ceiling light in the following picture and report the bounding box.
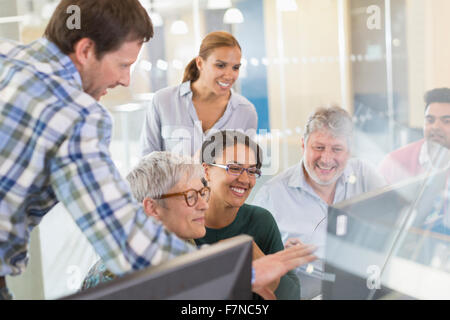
[140,60,153,72]
[250,58,259,66]
[157,59,168,71]
[170,20,189,35]
[207,0,232,10]
[139,0,163,27]
[149,11,163,27]
[223,8,244,24]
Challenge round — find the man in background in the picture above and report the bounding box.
[378,88,450,184]
[253,106,386,299]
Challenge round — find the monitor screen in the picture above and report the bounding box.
[62,235,253,300]
[323,168,450,300]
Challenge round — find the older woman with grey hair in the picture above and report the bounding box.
[81,151,210,290]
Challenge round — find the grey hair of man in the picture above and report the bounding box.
[126,151,205,207]
[303,106,354,150]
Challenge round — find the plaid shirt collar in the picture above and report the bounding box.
[28,38,83,90]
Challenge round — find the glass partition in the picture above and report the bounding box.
[325,166,449,300]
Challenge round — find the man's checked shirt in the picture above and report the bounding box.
[0,38,195,277]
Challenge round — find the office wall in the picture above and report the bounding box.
[0,0,20,39]
[407,0,450,128]
[164,11,201,86]
[236,0,271,132]
[263,0,343,168]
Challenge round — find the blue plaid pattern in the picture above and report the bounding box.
[0,38,196,277]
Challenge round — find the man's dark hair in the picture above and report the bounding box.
[44,0,154,59]
[424,88,450,111]
[200,130,263,169]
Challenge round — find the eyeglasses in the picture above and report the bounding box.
[209,163,262,178]
[157,186,211,207]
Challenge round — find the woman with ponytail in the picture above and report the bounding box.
[140,31,258,158]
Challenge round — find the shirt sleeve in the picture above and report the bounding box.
[252,186,274,217]
[253,186,289,241]
[139,97,163,157]
[252,186,266,206]
[49,108,196,276]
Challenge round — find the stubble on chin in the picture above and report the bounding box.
[304,162,338,186]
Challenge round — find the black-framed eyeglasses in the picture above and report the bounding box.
[209,163,262,178]
[157,186,211,207]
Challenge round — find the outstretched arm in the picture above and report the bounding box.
[251,243,317,299]
[251,241,279,299]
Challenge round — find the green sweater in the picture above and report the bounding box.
[195,204,300,300]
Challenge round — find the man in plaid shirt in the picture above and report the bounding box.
[0,0,197,299]
[0,0,316,300]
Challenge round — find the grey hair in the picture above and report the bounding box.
[126,151,205,203]
[303,106,353,147]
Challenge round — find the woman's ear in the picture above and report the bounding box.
[195,56,203,72]
[142,197,161,220]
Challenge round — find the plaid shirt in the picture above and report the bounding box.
[0,38,196,277]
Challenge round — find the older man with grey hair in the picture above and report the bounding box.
[253,106,386,299]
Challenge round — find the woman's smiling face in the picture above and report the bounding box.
[206,143,257,208]
[196,46,242,96]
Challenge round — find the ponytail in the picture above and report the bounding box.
[182,58,200,83]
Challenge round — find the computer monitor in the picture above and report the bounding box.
[323,168,449,300]
[62,235,253,300]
